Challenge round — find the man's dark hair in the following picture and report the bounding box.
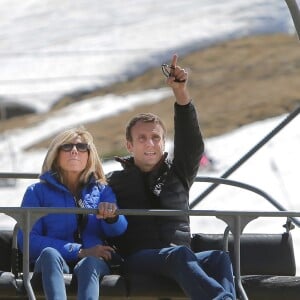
[125,113,167,142]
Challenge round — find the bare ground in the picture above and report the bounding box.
[1,33,300,158]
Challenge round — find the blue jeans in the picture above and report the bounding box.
[124,245,236,300]
[34,247,110,300]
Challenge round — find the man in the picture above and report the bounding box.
[106,54,236,300]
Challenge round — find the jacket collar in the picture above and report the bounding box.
[115,153,171,197]
[114,152,169,172]
[39,171,96,192]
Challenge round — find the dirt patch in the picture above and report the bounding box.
[1,33,299,158]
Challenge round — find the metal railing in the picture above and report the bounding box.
[1,129,297,299]
[191,104,300,209]
[1,206,299,300]
[0,171,298,300]
[0,170,297,300]
[194,176,300,228]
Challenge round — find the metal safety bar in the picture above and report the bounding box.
[0,170,298,299]
[2,207,300,300]
[0,172,39,179]
[191,105,300,209]
[1,170,300,229]
[194,176,300,228]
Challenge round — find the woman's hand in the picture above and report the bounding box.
[96,202,117,219]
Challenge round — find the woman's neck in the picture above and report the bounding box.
[63,173,81,195]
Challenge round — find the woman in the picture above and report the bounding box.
[17,127,127,300]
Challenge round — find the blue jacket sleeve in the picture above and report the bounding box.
[17,184,81,262]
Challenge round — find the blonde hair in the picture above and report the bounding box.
[41,127,106,184]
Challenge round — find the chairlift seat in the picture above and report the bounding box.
[0,229,299,299]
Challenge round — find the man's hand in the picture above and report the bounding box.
[78,244,115,260]
[166,54,188,84]
[166,54,190,105]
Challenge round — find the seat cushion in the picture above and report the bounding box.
[0,231,13,271]
[191,232,296,275]
[126,273,185,298]
[0,271,23,295]
[242,275,300,300]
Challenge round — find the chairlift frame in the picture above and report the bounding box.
[190,0,300,216]
[0,1,300,299]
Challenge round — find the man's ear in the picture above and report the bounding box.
[126,140,133,153]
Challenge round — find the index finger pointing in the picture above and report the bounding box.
[170,54,178,67]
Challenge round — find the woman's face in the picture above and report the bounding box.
[57,137,89,175]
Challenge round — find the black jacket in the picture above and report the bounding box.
[107,102,204,257]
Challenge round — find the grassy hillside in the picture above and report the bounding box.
[1,33,300,159]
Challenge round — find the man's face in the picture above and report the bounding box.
[127,121,165,172]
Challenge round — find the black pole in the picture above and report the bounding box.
[285,0,300,40]
[191,1,300,208]
[190,105,300,208]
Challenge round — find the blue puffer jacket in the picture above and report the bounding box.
[17,171,127,263]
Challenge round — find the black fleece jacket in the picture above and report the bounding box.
[107,102,204,257]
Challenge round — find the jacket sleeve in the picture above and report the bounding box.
[172,101,204,190]
[17,184,81,262]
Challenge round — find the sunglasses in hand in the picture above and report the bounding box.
[161,64,186,83]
